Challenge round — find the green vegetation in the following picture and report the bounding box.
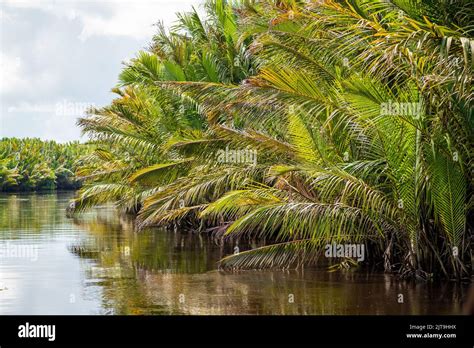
[0,138,89,191]
[72,0,473,279]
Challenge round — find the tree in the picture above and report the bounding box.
[74,0,473,279]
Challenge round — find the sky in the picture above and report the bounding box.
[0,0,202,142]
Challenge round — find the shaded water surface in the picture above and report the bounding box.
[0,192,468,314]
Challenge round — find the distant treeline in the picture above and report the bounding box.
[0,138,90,191]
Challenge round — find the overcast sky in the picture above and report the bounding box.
[0,0,202,142]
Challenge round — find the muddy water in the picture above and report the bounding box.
[0,192,468,315]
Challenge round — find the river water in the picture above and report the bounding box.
[0,192,468,315]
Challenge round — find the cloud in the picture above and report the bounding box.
[0,53,26,95]
[0,0,203,142]
[78,1,199,41]
[2,0,199,40]
[0,52,61,99]
[0,7,14,20]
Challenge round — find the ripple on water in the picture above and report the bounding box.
[0,191,470,315]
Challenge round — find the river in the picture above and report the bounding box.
[0,192,468,315]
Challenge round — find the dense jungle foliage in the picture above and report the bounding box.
[0,138,89,191]
[71,0,473,279]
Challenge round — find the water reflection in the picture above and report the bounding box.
[0,192,469,315]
